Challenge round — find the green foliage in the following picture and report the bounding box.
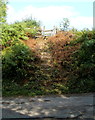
[2,27,95,96]
[69,27,78,33]
[76,39,95,62]
[0,0,7,24]
[71,29,95,44]
[15,17,40,37]
[22,17,40,28]
[2,18,42,96]
[1,24,28,48]
[2,80,45,96]
[2,43,39,83]
[67,30,95,93]
[25,28,38,37]
[60,18,70,31]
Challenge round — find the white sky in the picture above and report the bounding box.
[8,0,94,2]
[7,1,93,30]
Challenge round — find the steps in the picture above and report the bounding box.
[36,39,53,74]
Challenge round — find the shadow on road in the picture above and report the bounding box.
[2,94,95,120]
[2,108,31,118]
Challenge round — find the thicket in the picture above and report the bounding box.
[67,30,95,93]
[0,0,7,24]
[2,7,95,96]
[2,43,41,84]
[1,24,28,48]
[2,18,41,85]
[15,17,41,37]
[47,32,79,91]
[47,30,95,93]
[1,1,46,96]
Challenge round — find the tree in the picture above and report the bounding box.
[60,18,70,31]
[0,0,7,24]
[15,16,40,28]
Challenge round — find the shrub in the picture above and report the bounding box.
[25,28,38,37]
[1,24,28,48]
[67,31,95,93]
[71,29,95,44]
[2,42,39,84]
[20,17,40,28]
[15,17,41,37]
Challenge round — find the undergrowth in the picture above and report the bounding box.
[67,30,95,93]
[2,29,95,96]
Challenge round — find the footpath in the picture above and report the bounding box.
[1,93,95,119]
[1,35,95,119]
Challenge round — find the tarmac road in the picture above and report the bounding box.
[1,93,95,119]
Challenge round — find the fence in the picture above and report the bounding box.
[42,26,58,37]
[25,26,59,38]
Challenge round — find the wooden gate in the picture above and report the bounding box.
[42,26,58,37]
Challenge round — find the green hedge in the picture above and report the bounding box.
[2,42,40,84]
[67,30,95,93]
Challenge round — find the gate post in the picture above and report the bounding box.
[53,26,57,35]
[42,26,45,36]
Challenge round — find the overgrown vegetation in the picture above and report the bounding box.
[0,0,7,24]
[1,1,43,96]
[1,1,95,96]
[67,30,95,93]
[1,23,28,48]
[3,29,95,96]
[2,43,40,83]
[48,30,95,93]
[15,17,40,37]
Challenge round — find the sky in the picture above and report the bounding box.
[6,0,94,30]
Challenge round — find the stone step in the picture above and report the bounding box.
[41,61,52,65]
[40,52,51,55]
[40,55,51,59]
[40,56,51,60]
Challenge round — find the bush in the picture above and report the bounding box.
[25,28,38,37]
[2,42,39,84]
[1,24,28,48]
[15,17,41,37]
[23,18,40,28]
[71,29,95,44]
[67,30,95,93]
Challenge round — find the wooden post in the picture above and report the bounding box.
[42,26,45,36]
[53,26,57,35]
